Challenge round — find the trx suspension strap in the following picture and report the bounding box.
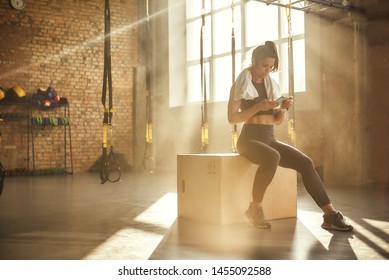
[286,2,296,146]
[200,0,209,152]
[100,0,121,184]
[231,0,238,153]
[0,160,4,195]
[0,119,4,195]
[142,0,154,172]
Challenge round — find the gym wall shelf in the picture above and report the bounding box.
[0,100,73,176]
[0,103,31,175]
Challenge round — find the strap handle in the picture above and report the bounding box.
[285,2,296,146]
[100,0,121,183]
[200,0,209,152]
[231,0,238,153]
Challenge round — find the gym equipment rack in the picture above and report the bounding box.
[0,99,73,176]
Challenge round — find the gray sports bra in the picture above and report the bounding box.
[240,81,275,116]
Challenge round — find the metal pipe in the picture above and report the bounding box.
[252,0,305,11]
[252,0,351,12]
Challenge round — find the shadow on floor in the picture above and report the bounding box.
[0,172,388,260]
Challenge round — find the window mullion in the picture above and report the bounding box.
[240,1,246,70]
[210,0,215,102]
[278,6,285,94]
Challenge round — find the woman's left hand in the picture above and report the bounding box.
[281,97,294,110]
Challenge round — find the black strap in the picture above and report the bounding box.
[231,1,238,153]
[102,0,113,120]
[142,0,154,172]
[100,0,121,184]
[0,161,5,195]
[286,4,296,146]
[0,118,4,195]
[100,146,121,183]
[200,1,208,152]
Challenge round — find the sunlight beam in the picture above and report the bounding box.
[347,217,389,258]
[298,209,388,260]
[1,3,176,80]
[363,218,389,236]
[83,192,177,260]
[134,193,177,229]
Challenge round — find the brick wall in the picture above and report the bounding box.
[0,0,138,173]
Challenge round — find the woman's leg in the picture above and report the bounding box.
[238,139,280,203]
[270,140,331,208]
[270,141,353,231]
[238,135,280,229]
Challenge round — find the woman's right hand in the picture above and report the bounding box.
[257,99,278,112]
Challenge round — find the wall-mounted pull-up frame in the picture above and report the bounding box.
[252,0,362,14]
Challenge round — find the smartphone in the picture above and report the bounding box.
[275,96,289,106]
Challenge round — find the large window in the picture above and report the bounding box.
[184,0,305,104]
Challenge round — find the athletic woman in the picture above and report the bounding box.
[228,41,353,231]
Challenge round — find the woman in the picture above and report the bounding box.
[228,41,352,231]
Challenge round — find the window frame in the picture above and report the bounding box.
[182,0,306,105]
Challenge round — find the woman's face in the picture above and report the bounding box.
[252,57,275,79]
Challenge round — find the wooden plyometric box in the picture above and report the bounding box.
[177,153,297,225]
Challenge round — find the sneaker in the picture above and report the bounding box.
[245,203,271,229]
[321,211,353,231]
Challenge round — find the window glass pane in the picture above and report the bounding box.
[291,9,305,35]
[188,63,210,103]
[213,56,231,101]
[281,8,304,37]
[232,5,241,51]
[246,2,278,47]
[213,53,242,101]
[214,5,242,54]
[186,0,209,19]
[187,16,212,61]
[279,40,306,94]
[213,0,233,10]
[203,16,212,58]
[214,9,232,55]
[182,0,306,106]
[278,42,287,93]
[186,20,200,61]
[187,64,201,103]
[233,52,242,80]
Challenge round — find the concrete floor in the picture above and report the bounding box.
[0,172,388,260]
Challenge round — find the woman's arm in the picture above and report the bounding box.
[273,97,294,125]
[227,86,277,124]
[274,109,287,125]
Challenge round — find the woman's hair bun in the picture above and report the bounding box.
[265,41,277,54]
[251,40,279,71]
[265,41,277,51]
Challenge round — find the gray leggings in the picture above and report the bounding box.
[237,124,330,208]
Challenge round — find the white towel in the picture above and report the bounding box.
[233,68,281,101]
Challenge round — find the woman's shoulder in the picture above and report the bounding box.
[236,67,250,80]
